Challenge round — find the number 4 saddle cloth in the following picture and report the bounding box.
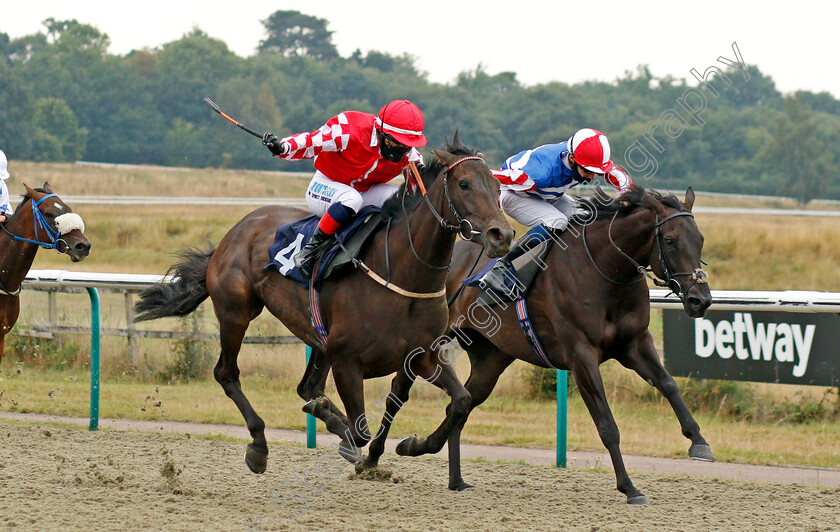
[265,205,383,290]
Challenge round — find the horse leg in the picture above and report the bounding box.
[213,306,269,474]
[297,348,352,440]
[446,340,516,491]
[359,369,415,472]
[618,331,714,461]
[573,351,649,505]
[331,361,369,464]
[394,349,471,461]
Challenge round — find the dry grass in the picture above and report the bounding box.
[3,161,840,469]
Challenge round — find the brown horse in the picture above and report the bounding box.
[354,185,713,497]
[0,183,91,361]
[439,186,714,503]
[134,135,514,473]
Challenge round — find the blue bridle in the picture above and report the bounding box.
[1,193,64,250]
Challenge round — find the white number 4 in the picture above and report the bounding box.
[274,232,305,274]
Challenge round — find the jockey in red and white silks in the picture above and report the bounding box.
[262,100,426,276]
[0,150,13,223]
[481,128,631,298]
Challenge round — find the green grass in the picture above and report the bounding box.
[2,364,838,469]
[3,161,840,471]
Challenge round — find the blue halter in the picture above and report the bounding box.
[2,193,62,250]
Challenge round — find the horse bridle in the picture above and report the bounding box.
[652,211,709,299]
[0,193,68,252]
[0,194,70,297]
[401,155,485,270]
[583,209,709,301]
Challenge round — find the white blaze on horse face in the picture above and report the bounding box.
[55,213,85,235]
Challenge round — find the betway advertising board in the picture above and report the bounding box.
[663,310,840,386]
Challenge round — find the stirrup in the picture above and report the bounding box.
[480,261,518,300]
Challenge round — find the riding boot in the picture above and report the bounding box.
[295,227,336,278]
[480,224,553,299]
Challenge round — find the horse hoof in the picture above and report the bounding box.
[627,494,650,505]
[302,396,328,415]
[338,440,362,464]
[395,435,424,457]
[244,445,268,474]
[449,480,474,492]
[689,443,715,462]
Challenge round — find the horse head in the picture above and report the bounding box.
[20,182,91,262]
[429,130,514,258]
[642,187,711,317]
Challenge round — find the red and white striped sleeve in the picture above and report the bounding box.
[277,113,352,160]
[492,168,536,192]
[605,165,632,193]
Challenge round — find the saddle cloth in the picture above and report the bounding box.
[265,206,383,289]
[462,237,553,306]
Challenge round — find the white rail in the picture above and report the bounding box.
[23,270,840,313]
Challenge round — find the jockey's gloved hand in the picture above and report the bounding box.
[262,133,287,156]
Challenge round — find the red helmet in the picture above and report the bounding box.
[568,128,615,174]
[376,100,426,147]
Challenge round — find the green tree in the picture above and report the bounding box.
[258,10,338,60]
[30,97,88,161]
[762,94,835,204]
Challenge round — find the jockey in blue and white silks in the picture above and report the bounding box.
[0,150,13,223]
[481,128,631,298]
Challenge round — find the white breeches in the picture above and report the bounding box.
[499,190,576,230]
[304,171,398,217]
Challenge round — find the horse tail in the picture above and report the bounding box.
[134,246,214,322]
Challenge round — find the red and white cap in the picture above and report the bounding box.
[375,100,426,147]
[568,128,615,174]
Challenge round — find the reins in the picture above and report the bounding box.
[0,194,66,251]
[349,155,484,299]
[0,193,68,297]
[582,207,709,300]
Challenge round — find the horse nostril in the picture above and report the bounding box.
[487,227,505,243]
[76,242,91,254]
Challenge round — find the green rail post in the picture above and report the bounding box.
[87,287,100,431]
[556,369,567,468]
[305,346,317,448]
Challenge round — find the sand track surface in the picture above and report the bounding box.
[1,421,838,531]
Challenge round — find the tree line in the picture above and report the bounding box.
[2,12,839,202]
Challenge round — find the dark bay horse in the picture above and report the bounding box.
[438,186,713,503]
[0,183,91,361]
[134,135,514,473]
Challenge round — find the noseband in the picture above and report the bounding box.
[583,209,709,301]
[0,193,69,252]
[401,155,486,271]
[653,211,709,299]
[419,155,484,241]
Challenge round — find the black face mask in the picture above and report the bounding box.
[378,131,410,162]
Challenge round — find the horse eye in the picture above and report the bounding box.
[664,237,676,247]
[459,180,470,190]
[44,212,55,219]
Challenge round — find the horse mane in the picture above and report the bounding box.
[576,184,684,222]
[378,138,482,221]
[7,186,51,221]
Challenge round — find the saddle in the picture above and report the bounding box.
[265,206,384,289]
[463,237,554,307]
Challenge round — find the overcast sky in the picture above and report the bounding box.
[3,1,839,98]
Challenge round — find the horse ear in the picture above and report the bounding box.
[683,187,695,212]
[23,183,37,197]
[452,128,462,146]
[433,149,457,166]
[43,181,54,193]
